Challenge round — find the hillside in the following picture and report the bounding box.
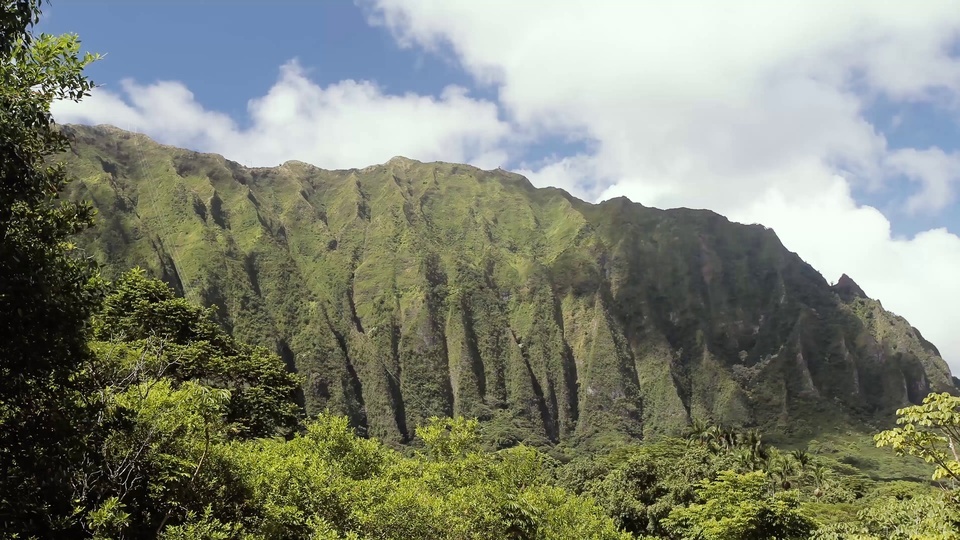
[60,124,956,449]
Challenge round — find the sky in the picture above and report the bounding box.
[46,1,960,373]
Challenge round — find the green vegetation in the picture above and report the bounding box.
[3,0,960,537]
[876,392,960,485]
[0,0,103,529]
[59,122,957,449]
[556,420,960,539]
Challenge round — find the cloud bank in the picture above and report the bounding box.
[55,2,960,372]
[54,60,511,170]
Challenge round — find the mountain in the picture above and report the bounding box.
[59,124,956,449]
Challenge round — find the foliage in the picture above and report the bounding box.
[84,379,233,537]
[83,405,629,539]
[813,493,960,539]
[417,415,483,459]
[56,272,633,538]
[557,438,717,537]
[553,418,960,539]
[92,268,303,438]
[876,392,960,485]
[664,470,814,540]
[0,0,103,533]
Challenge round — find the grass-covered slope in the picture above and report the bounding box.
[60,124,956,449]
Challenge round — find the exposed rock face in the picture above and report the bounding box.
[59,124,957,448]
[832,274,867,302]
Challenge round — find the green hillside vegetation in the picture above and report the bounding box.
[4,1,960,537]
[60,121,956,452]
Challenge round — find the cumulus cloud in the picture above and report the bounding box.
[884,148,960,214]
[362,0,960,370]
[53,60,511,170]
[514,154,602,199]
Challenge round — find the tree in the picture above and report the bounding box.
[812,494,960,540]
[558,438,717,538]
[89,380,232,537]
[0,0,101,533]
[856,494,960,540]
[93,268,303,438]
[664,470,814,540]
[875,392,960,486]
[417,416,482,460]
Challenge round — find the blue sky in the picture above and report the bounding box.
[43,2,480,120]
[47,1,960,370]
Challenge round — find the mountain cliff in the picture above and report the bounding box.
[59,124,956,449]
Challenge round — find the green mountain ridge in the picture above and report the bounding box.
[60,123,956,450]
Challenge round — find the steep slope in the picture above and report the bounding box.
[60,124,956,449]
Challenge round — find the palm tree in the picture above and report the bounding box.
[790,449,810,487]
[704,424,723,453]
[809,463,828,491]
[706,424,738,454]
[722,428,737,452]
[791,449,810,471]
[770,455,797,491]
[742,429,768,463]
[686,418,710,446]
[733,447,760,472]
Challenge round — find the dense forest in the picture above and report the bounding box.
[3,1,960,538]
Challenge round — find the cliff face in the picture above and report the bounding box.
[60,124,956,448]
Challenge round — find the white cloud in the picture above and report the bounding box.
[514,154,601,199]
[363,0,960,371]
[885,147,960,214]
[53,60,510,170]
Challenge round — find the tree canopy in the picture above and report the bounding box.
[0,0,102,531]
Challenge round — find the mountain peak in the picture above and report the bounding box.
[385,155,420,165]
[833,273,868,301]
